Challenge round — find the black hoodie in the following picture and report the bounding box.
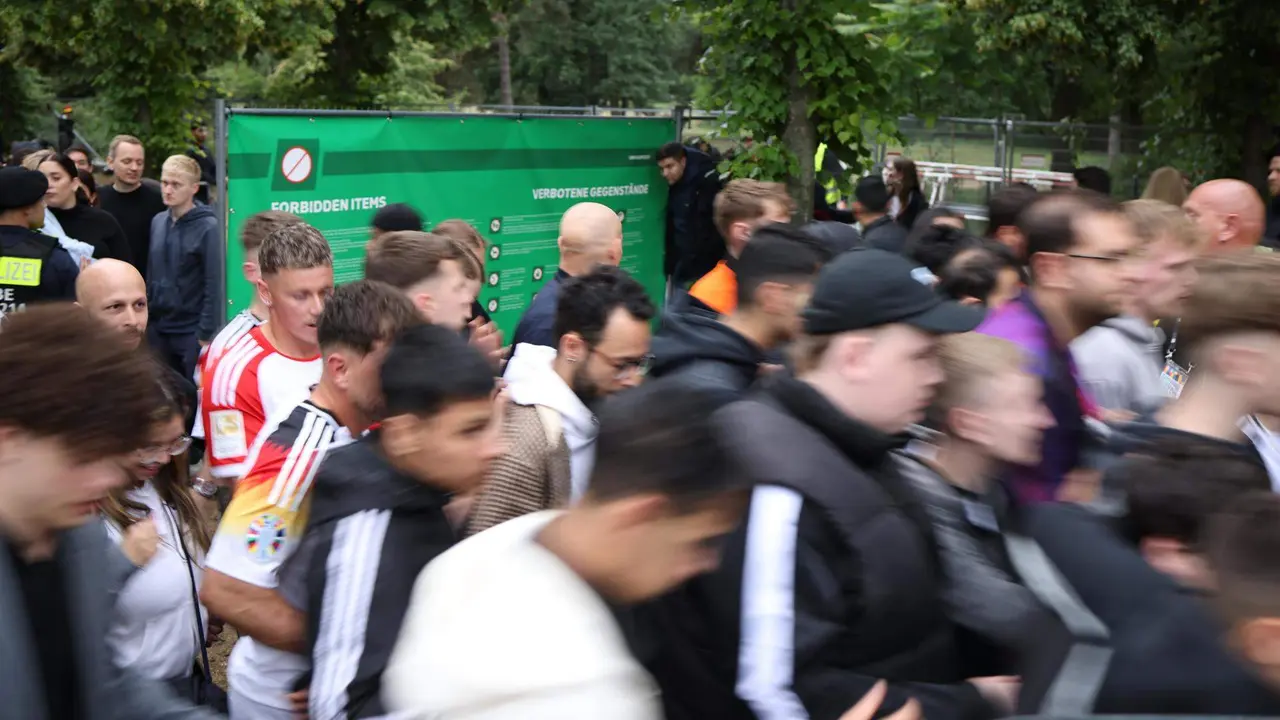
[649,312,766,405]
[290,434,457,719]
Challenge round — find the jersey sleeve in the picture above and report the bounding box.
[201,357,265,479]
[205,425,328,588]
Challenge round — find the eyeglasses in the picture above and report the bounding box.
[590,348,654,381]
[1067,252,1137,264]
[135,435,192,460]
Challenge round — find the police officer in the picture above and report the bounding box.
[0,166,79,318]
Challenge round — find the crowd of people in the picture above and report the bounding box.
[3,130,1280,720]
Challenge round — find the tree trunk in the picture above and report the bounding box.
[494,13,513,109]
[782,61,815,224]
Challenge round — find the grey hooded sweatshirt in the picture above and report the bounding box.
[1071,315,1167,415]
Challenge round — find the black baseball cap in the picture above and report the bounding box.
[854,175,890,212]
[803,249,985,335]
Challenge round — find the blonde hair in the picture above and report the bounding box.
[108,135,144,159]
[21,149,53,170]
[258,223,333,275]
[926,333,1026,429]
[1123,199,1202,250]
[1180,253,1280,361]
[161,155,201,184]
[713,179,794,238]
[1141,166,1188,207]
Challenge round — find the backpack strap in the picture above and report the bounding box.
[1005,533,1112,716]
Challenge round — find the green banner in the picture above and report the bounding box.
[224,112,674,336]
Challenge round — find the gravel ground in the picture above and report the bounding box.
[209,627,236,689]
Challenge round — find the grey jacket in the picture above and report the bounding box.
[1071,315,1167,414]
[0,521,222,720]
[895,447,1042,650]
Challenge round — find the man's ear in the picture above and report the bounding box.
[1238,617,1280,671]
[947,406,987,445]
[325,352,349,391]
[605,493,669,530]
[242,261,261,286]
[255,278,272,308]
[1140,536,1213,589]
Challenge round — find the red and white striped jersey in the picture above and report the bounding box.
[199,325,321,479]
[193,310,263,441]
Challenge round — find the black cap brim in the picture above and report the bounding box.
[902,299,986,334]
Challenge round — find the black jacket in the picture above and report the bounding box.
[863,214,910,255]
[509,269,568,350]
[649,312,766,405]
[0,225,78,314]
[147,205,222,340]
[634,376,995,720]
[1017,503,1280,715]
[291,435,458,719]
[1265,196,1280,249]
[50,204,132,263]
[666,148,724,284]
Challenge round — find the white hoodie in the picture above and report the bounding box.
[382,511,662,720]
[503,343,598,501]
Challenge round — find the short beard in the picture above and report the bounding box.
[570,363,600,409]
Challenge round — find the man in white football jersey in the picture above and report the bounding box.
[192,211,303,446]
[201,279,424,719]
[199,222,333,482]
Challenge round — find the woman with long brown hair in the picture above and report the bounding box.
[103,368,217,697]
[887,156,928,230]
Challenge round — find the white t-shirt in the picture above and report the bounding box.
[207,401,351,711]
[200,325,321,479]
[193,310,264,441]
[105,482,207,681]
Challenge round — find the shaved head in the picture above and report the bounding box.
[558,202,624,275]
[76,259,148,349]
[1184,179,1266,252]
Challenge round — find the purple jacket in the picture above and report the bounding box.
[978,292,1096,504]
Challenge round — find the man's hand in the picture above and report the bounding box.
[121,518,159,567]
[205,617,225,647]
[468,318,505,368]
[839,681,921,720]
[287,688,308,719]
[968,676,1021,715]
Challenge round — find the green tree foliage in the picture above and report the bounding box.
[846,1,1050,120]
[3,0,263,165]
[506,0,687,107]
[0,52,51,152]
[678,0,899,222]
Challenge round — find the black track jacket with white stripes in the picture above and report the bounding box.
[631,376,997,720]
[292,433,457,720]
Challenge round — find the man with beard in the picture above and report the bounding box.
[978,190,1140,503]
[201,280,424,719]
[467,266,655,535]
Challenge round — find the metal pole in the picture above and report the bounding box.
[214,98,229,326]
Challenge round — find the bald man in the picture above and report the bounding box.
[1183,179,1266,252]
[509,202,625,348]
[76,258,148,349]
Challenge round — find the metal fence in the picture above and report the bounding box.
[679,111,1208,204]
